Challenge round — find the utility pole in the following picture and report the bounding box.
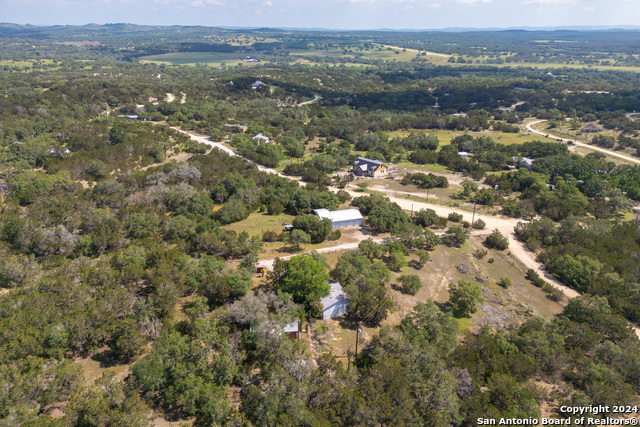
[471,200,477,227]
[354,323,362,360]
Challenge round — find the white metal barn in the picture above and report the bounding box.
[313,208,364,229]
[321,281,348,320]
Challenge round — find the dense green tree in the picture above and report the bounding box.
[276,255,330,313]
[448,280,484,317]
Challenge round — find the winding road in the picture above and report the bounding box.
[526,120,640,166]
[173,126,579,299]
[168,125,639,337]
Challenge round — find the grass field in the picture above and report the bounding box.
[140,45,448,68]
[388,127,559,146]
[222,212,295,237]
[139,52,298,67]
[457,59,640,73]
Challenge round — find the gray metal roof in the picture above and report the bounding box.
[353,157,387,171]
[314,209,363,223]
[284,320,299,333]
[321,281,348,319]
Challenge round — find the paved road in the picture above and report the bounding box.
[526,120,640,166]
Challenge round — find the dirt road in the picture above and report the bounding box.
[297,94,321,106]
[260,235,388,270]
[526,120,640,166]
[170,127,299,182]
[172,125,580,298]
[169,126,640,335]
[341,188,580,299]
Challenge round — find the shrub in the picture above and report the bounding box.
[485,229,509,250]
[388,251,407,272]
[267,201,284,215]
[448,280,484,317]
[498,277,512,288]
[543,283,564,302]
[526,269,546,288]
[442,226,468,248]
[472,219,486,230]
[328,229,341,241]
[398,275,422,295]
[262,230,280,243]
[473,248,488,259]
[415,249,430,268]
[448,212,463,222]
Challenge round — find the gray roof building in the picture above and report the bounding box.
[314,209,364,229]
[321,281,348,320]
[352,157,389,177]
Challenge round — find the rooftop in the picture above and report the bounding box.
[321,281,348,310]
[314,208,363,223]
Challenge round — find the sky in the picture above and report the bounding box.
[1,0,639,30]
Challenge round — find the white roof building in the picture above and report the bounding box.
[321,281,348,320]
[284,320,299,333]
[313,209,364,229]
[253,133,271,143]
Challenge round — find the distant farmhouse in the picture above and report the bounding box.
[512,156,534,170]
[246,56,261,63]
[314,209,363,229]
[252,133,271,143]
[321,281,348,320]
[352,157,389,178]
[251,80,264,88]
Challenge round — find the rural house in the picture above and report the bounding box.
[352,157,389,177]
[313,208,364,229]
[321,281,348,320]
[512,156,534,170]
[252,133,271,143]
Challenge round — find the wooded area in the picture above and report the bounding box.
[0,24,639,426]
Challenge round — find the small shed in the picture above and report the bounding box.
[321,281,348,320]
[284,224,294,232]
[284,320,299,340]
[256,265,265,274]
[458,151,470,159]
[314,209,363,229]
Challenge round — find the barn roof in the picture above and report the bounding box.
[314,208,363,223]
